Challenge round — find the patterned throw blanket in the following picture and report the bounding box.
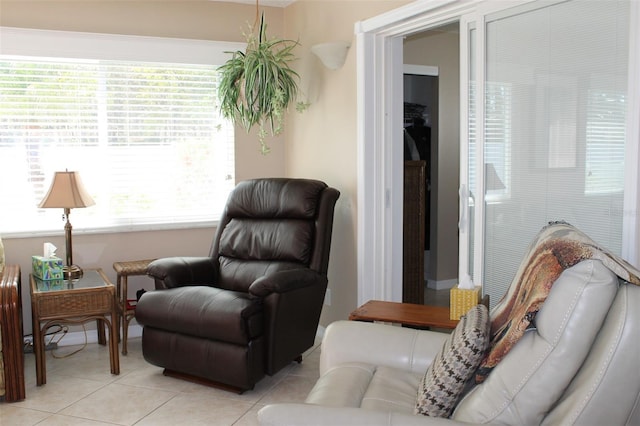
[475,221,640,383]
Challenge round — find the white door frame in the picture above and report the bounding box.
[354,0,640,306]
[354,0,475,305]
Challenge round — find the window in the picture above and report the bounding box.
[585,90,626,194]
[0,28,243,236]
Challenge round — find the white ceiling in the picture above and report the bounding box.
[208,0,295,7]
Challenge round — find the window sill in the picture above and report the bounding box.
[2,220,219,240]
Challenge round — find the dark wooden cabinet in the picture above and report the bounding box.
[403,161,426,304]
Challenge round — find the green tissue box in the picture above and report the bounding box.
[35,278,67,291]
[32,256,64,280]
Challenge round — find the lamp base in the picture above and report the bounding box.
[63,265,84,280]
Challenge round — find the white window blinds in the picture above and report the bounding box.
[480,0,630,306]
[585,90,626,194]
[0,28,243,235]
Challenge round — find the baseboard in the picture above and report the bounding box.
[52,324,143,347]
[426,278,457,291]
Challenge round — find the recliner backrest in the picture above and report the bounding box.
[542,281,640,425]
[210,178,336,293]
[453,259,619,425]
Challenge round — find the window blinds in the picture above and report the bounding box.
[0,29,239,235]
[480,0,630,306]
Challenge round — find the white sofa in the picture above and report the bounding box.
[259,229,640,425]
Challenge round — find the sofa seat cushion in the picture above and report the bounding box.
[135,286,263,345]
[306,362,421,414]
[415,304,490,418]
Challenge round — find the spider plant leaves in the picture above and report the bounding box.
[218,13,302,154]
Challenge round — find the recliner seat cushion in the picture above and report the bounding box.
[306,362,421,414]
[135,286,263,344]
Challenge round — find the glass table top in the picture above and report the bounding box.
[33,269,109,292]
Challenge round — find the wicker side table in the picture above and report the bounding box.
[30,268,119,385]
[113,259,155,355]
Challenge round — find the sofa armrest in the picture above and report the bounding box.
[147,257,218,289]
[258,404,472,426]
[320,320,449,376]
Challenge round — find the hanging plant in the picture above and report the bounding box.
[219,12,308,154]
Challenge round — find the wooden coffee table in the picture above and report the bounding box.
[30,268,120,385]
[349,300,459,330]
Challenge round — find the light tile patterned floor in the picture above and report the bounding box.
[1,338,321,425]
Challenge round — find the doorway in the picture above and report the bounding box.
[403,24,460,303]
[404,71,436,253]
[402,70,436,305]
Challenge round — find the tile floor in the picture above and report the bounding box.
[3,287,451,425]
[1,337,321,425]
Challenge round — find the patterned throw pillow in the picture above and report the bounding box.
[415,304,490,417]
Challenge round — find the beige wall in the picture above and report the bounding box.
[283,0,410,324]
[404,28,460,284]
[0,0,409,333]
[0,0,283,41]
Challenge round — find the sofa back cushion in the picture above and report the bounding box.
[453,259,618,425]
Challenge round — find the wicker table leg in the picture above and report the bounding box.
[113,259,155,355]
[33,314,46,385]
[108,311,120,375]
[97,319,106,345]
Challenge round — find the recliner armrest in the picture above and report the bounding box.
[147,256,218,289]
[249,269,327,297]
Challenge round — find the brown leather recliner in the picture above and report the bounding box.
[135,178,339,392]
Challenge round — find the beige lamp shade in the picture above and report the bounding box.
[39,171,95,209]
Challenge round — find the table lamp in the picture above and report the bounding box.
[39,170,95,280]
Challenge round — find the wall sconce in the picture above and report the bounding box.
[311,41,351,70]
